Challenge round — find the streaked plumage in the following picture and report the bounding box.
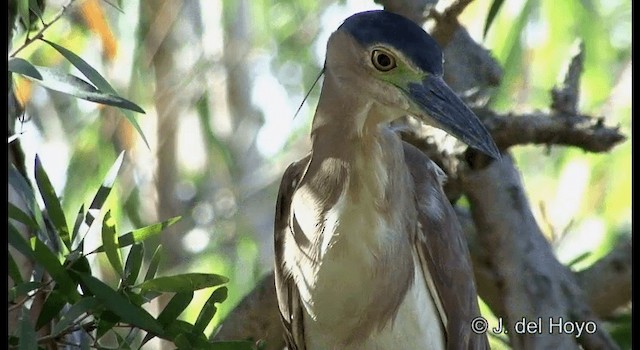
[274,10,495,350]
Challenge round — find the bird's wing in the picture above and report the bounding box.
[274,156,311,350]
[403,142,490,350]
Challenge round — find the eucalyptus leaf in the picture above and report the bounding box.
[19,306,37,350]
[137,273,229,293]
[193,286,228,335]
[35,155,70,250]
[9,64,145,113]
[101,210,123,277]
[8,57,42,80]
[75,272,164,334]
[51,297,100,336]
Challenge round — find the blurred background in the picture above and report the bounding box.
[10,0,631,346]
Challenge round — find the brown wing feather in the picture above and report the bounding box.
[403,142,490,350]
[274,156,311,350]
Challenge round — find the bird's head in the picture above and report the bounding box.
[323,10,500,159]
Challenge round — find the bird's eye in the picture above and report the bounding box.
[371,50,396,71]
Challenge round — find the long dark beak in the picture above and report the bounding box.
[407,75,500,159]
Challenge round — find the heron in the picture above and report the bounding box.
[274,10,498,350]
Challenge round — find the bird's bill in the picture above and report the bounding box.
[406,76,500,159]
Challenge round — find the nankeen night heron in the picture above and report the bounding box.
[274,10,498,350]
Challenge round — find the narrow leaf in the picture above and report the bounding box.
[101,210,123,277]
[71,204,85,248]
[9,164,38,215]
[8,202,39,230]
[137,273,229,293]
[96,311,119,340]
[42,39,118,94]
[10,64,145,113]
[94,216,181,252]
[75,273,164,334]
[193,286,228,335]
[8,253,25,285]
[28,0,43,20]
[9,223,35,259]
[142,292,193,345]
[158,292,194,326]
[8,57,42,80]
[35,155,70,250]
[51,297,100,336]
[17,0,30,33]
[36,289,66,330]
[19,306,37,350]
[32,236,80,303]
[483,0,504,39]
[144,245,163,281]
[10,281,41,301]
[85,151,125,228]
[124,243,144,286]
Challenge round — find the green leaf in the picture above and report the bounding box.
[68,255,92,295]
[9,222,35,260]
[143,245,163,289]
[35,155,70,250]
[17,0,30,33]
[9,281,41,301]
[9,164,39,216]
[193,287,228,335]
[158,292,194,326]
[32,236,80,303]
[483,0,504,39]
[71,204,85,248]
[124,243,144,286]
[137,273,229,293]
[174,333,195,349]
[28,0,43,20]
[120,216,181,246]
[36,288,66,330]
[51,297,100,336]
[75,273,164,334]
[95,311,119,340]
[8,253,25,285]
[19,306,37,350]
[9,202,39,230]
[87,151,124,225]
[9,64,145,113]
[42,39,118,95]
[101,210,123,277]
[93,216,181,253]
[9,57,42,80]
[142,292,194,346]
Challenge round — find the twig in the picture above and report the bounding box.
[551,41,585,115]
[8,281,54,312]
[476,108,626,153]
[10,0,77,58]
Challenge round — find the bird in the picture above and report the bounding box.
[273,10,498,350]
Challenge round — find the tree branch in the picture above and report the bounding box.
[460,154,618,349]
[476,108,626,153]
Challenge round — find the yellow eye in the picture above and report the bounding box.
[371,49,396,71]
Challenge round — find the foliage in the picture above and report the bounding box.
[8,1,253,348]
[8,155,253,349]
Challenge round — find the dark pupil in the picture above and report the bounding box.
[377,53,391,67]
